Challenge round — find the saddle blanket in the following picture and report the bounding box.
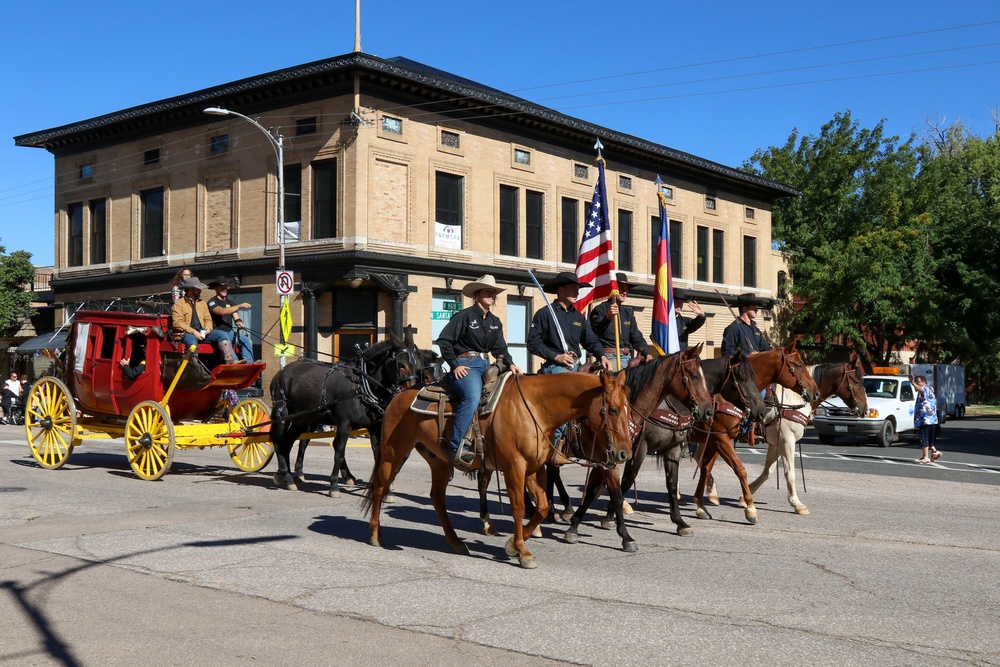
[408,371,515,417]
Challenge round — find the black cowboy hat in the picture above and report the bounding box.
[673,287,693,301]
[543,271,591,294]
[735,293,770,309]
[207,277,230,289]
[614,272,633,286]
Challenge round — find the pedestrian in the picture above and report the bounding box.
[913,375,941,464]
[672,288,706,352]
[721,293,773,356]
[589,272,653,370]
[170,268,193,302]
[435,274,523,466]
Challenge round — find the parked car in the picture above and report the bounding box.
[813,375,916,447]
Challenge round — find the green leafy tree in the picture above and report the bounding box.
[746,111,931,364]
[0,242,36,336]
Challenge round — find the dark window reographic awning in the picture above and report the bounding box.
[14,330,68,353]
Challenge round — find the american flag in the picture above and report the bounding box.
[574,157,618,311]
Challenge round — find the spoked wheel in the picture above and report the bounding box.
[25,377,79,469]
[126,401,175,480]
[227,398,273,472]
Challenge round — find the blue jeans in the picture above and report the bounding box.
[229,328,254,362]
[604,352,632,371]
[541,362,576,441]
[181,329,230,352]
[448,357,491,454]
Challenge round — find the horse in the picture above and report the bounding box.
[585,349,767,538]
[363,370,634,569]
[558,345,717,551]
[691,341,820,524]
[269,326,440,497]
[746,350,868,515]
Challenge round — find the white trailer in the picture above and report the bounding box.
[909,364,966,421]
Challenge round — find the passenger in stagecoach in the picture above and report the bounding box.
[207,277,255,363]
[435,274,523,465]
[672,288,706,352]
[170,276,238,364]
[589,272,654,369]
[119,333,147,381]
[721,293,773,357]
[170,267,193,302]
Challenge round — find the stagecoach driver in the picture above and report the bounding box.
[436,275,523,465]
[170,276,237,364]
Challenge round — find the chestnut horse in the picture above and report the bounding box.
[363,371,633,568]
[746,351,868,514]
[585,349,768,539]
[690,342,820,524]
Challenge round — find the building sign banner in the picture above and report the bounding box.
[281,220,301,243]
[434,222,461,249]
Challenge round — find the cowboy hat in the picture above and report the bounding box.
[207,277,230,289]
[735,293,768,309]
[614,272,633,286]
[543,271,591,294]
[462,274,507,298]
[673,287,693,302]
[182,276,212,291]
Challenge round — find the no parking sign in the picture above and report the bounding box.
[276,270,294,295]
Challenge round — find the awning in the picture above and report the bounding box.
[15,330,68,353]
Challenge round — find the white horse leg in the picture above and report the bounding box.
[782,426,809,514]
[746,428,780,501]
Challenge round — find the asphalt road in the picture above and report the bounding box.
[3,419,1000,666]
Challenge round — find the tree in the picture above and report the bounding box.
[746,111,930,364]
[0,242,36,336]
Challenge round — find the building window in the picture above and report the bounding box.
[80,163,94,180]
[506,299,532,373]
[284,164,302,226]
[141,187,164,258]
[67,203,84,267]
[561,197,579,264]
[296,117,317,135]
[650,217,682,278]
[526,190,544,260]
[143,149,160,166]
[441,130,460,149]
[705,195,717,211]
[696,226,709,282]
[90,198,107,264]
[619,175,632,190]
[435,172,464,249]
[660,184,674,201]
[777,270,787,299]
[312,159,337,239]
[618,209,633,272]
[743,236,757,287]
[745,206,756,221]
[210,134,229,154]
[499,185,518,256]
[574,163,589,179]
[712,229,725,283]
[513,148,531,165]
[381,116,403,134]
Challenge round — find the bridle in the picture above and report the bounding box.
[813,361,866,416]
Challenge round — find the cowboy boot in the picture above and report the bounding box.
[217,338,236,365]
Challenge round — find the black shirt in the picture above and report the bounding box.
[435,304,513,369]
[675,312,706,351]
[527,301,605,363]
[721,318,773,356]
[207,294,236,332]
[589,300,650,355]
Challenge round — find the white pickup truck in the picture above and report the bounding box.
[813,374,916,447]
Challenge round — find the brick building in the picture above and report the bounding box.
[15,51,797,388]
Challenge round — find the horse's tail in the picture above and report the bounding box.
[360,465,378,515]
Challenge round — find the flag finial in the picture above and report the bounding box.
[655,174,663,186]
[594,138,604,157]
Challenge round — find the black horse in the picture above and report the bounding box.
[269,327,441,497]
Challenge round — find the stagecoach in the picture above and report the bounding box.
[24,306,272,480]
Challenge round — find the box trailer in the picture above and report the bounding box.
[871,364,967,421]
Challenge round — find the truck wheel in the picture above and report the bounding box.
[957,405,965,419]
[876,420,895,448]
[818,432,836,445]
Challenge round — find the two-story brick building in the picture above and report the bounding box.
[15,51,797,388]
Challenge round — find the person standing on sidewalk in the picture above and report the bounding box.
[913,375,941,464]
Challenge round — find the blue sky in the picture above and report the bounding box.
[3,0,999,266]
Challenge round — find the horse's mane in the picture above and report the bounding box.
[623,355,668,397]
[362,338,396,361]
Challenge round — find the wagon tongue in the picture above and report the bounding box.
[220,423,272,438]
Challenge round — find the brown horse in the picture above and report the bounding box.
[363,370,633,568]
[690,342,820,524]
[747,351,868,514]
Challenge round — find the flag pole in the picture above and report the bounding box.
[595,138,623,371]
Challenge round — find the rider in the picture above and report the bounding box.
[672,288,706,352]
[527,272,612,458]
[436,275,523,465]
[721,293,773,357]
[589,272,654,369]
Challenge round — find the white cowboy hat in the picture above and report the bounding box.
[462,274,506,298]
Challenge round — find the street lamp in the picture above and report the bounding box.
[203,107,287,368]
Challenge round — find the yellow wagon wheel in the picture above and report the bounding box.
[227,398,274,472]
[24,377,79,469]
[125,401,175,481]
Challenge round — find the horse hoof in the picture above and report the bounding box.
[328,489,342,498]
[370,536,383,548]
[551,512,567,524]
[622,541,638,553]
[519,556,538,569]
[342,477,357,488]
[451,542,471,556]
[745,510,758,525]
[531,525,542,539]
[562,531,579,545]
[600,519,615,530]
[504,537,518,557]
[708,495,720,506]
[622,501,634,515]
[795,505,810,515]
[272,474,298,491]
[384,494,396,504]
[677,526,694,537]
[695,507,712,520]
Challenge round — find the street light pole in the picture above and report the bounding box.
[203,107,287,368]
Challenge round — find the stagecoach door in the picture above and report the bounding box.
[90,324,123,415]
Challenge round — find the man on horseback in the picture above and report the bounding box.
[589,272,654,369]
[721,293,773,357]
[436,275,523,465]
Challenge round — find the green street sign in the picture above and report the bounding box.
[442,301,462,311]
[431,311,453,320]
